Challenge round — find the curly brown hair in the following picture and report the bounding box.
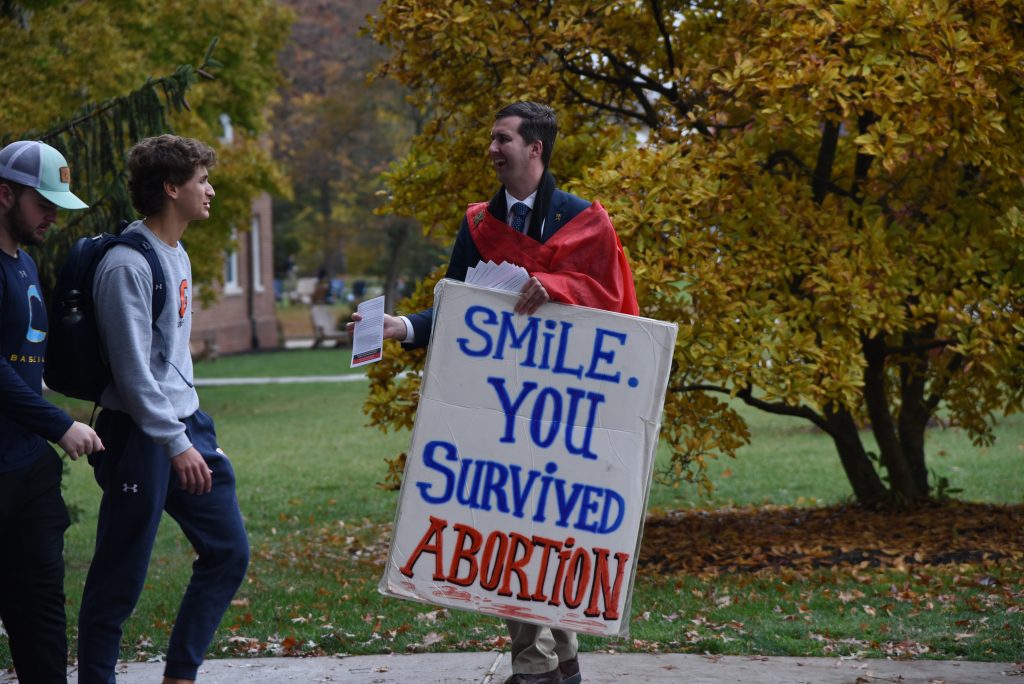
[127,135,216,217]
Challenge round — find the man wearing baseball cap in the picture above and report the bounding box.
[0,140,103,682]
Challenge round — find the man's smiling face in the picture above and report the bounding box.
[489,115,540,198]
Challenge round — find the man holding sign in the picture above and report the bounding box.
[353,102,638,684]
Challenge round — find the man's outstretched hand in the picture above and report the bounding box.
[345,276,547,342]
[347,312,408,341]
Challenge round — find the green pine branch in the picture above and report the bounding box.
[21,40,221,296]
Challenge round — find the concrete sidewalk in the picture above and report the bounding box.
[34,653,1021,683]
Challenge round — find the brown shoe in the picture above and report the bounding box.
[559,657,582,684]
[504,669,562,684]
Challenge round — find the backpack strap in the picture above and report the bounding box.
[110,231,166,323]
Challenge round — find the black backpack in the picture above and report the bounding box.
[44,228,166,402]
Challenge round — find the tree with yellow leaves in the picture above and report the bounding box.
[0,0,291,293]
[365,0,1024,507]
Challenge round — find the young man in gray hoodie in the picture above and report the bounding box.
[77,135,249,684]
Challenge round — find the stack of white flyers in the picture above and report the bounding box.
[464,260,529,293]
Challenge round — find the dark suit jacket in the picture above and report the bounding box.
[405,174,590,348]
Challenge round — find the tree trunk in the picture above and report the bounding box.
[898,337,932,498]
[320,178,344,273]
[824,404,888,506]
[863,336,918,501]
[382,219,411,315]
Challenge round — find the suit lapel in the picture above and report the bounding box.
[542,191,571,242]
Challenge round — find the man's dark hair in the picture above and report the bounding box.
[495,101,557,168]
[127,135,217,217]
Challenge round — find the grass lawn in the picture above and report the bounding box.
[190,347,366,379]
[5,349,1019,668]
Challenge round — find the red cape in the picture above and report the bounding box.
[467,200,639,316]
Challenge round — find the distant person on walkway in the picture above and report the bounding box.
[312,267,331,304]
[77,135,249,684]
[351,102,637,684]
[0,139,104,683]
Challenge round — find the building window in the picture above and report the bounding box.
[224,227,242,295]
[219,113,234,145]
[251,212,264,292]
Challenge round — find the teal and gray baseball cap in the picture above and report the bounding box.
[0,140,88,210]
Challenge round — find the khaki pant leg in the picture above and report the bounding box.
[551,628,578,662]
[506,619,558,674]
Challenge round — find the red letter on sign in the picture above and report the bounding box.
[400,516,448,580]
[447,523,482,586]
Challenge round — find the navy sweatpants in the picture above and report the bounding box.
[77,409,248,682]
[0,447,70,683]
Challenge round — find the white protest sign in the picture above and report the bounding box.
[380,280,677,637]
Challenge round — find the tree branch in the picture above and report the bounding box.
[560,76,659,128]
[763,149,854,199]
[812,117,841,204]
[648,0,677,77]
[924,352,966,413]
[849,111,878,202]
[559,52,642,89]
[671,382,831,433]
[884,338,954,356]
[673,383,731,393]
[601,48,677,100]
[736,386,831,433]
[558,51,664,129]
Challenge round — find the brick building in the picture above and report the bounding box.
[190,192,280,357]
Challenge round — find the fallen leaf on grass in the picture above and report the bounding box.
[406,631,446,652]
[415,609,448,623]
[881,639,930,658]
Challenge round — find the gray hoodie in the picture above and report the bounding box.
[93,221,198,458]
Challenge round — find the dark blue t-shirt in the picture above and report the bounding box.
[0,249,72,472]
